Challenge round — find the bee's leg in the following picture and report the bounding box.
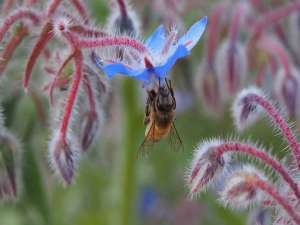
[144,117,150,125]
[144,101,151,125]
[148,90,156,101]
[165,78,176,109]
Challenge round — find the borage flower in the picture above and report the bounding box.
[92,17,208,84]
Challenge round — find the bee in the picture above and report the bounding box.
[139,79,183,154]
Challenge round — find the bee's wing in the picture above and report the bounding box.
[137,121,157,158]
[168,122,184,152]
[137,121,183,158]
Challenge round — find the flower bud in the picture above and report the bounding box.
[288,12,300,60]
[215,40,248,99]
[107,0,140,36]
[80,65,109,151]
[247,208,271,225]
[80,111,99,151]
[194,60,223,115]
[232,87,264,131]
[274,67,300,118]
[273,189,300,225]
[220,166,264,209]
[187,139,227,195]
[49,131,80,185]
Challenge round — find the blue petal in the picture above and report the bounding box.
[144,25,166,54]
[154,45,189,78]
[177,16,207,51]
[102,63,150,80]
[92,53,149,81]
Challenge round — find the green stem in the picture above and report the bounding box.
[118,78,140,225]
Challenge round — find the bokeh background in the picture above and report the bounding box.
[0,0,295,225]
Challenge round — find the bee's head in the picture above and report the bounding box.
[156,85,175,112]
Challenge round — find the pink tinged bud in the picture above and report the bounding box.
[80,66,108,151]
[195,60,223,115]
[49,132,79,185]
[80,111,99,151]
[0,130,21,199]
[215,40,248,99]
[288,13,300,60]
[187,139,227,195]
[232,87,264,131]
[247,208,271,225]
[273,190,300,225]
[221,166,300,224]
[220,166,265,209]
[233,87,300,171]
[107,0,140,36]
[210,140,300,200]
[274,67,300,118]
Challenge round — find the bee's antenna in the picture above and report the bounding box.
[164,78,171,91]
[158,77,162,87]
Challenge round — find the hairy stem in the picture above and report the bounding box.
[0,25,29,75]
[254,177,300,224]
[46,0,62,17]
[23,22,54,91]
[214,142,300,200]
[247,93,300,171]
[70,0,89,23]
[0,9,40,42]
[116,0,127,18]
[49,51,75,105]
[59,50,83,140]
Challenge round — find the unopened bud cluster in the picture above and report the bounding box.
[187,87,300,225]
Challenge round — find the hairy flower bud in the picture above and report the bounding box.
[273,194,300,225]
[49,131,80,185]
[220,166,265,209]
[80,111,99,150]
[187,139,227,195]
[107,0,140,36]
[232,86,300,171]
[215,40,248,99]
[232,87,264,131]
[274,67,300,118]
[194,60,223,115]
[288,12,300,61]
[80,65,109,151]
[247,208,271,225]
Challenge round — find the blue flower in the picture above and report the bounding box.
[94,16,208,84]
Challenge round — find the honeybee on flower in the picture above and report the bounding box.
[92,17,207,151]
